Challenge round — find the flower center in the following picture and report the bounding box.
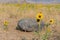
[50,20,52,22]
[39,16,41,18]
[37,19,40,22]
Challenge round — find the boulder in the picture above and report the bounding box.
[16,18,45,32]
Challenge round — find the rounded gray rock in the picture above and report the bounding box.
[16,18,45,32]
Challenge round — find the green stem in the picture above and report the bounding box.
[42,25,51,40]
[4,25,8,32]
[38,21,41,39]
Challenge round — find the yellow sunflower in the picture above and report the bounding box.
[36,12,43,20]
[49,19,54,24]
[4,20,8,26]
[36,12,43,22]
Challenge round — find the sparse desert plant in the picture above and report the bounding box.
[3,20,8,32]
[34,12,55,40]
[35,12,44,39]
[41,19,54,40]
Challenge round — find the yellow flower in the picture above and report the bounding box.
[4,21,8,26]
[36,12,43,20]
[49,19,54,24]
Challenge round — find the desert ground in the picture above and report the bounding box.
[0,3,60,40]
